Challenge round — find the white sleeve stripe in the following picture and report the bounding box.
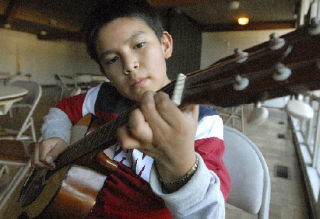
[195,115,223,140]
[82,84,101,116]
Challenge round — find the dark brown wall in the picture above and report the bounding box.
[161,9,202,80]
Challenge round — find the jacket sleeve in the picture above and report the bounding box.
[41,93,87,143]
[149,112,230,218]
[55,93,87,125]
[41,85,100,143]
[41,107,72,143]
[149,153,225,219]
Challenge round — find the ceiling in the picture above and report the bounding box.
[0,0,301,41]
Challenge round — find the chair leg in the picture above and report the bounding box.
[0,161,31,210]
[8,108,13,118]
[30,118,36,142]
[0,165,10,178]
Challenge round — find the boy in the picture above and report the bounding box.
[33,0,230,218]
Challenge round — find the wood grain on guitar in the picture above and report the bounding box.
[16,21,320,218]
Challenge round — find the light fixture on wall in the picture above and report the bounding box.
[238,17,249,25]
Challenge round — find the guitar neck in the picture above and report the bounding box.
[54,108,129,169]
[54,22,320,170]
[182,25,320,107]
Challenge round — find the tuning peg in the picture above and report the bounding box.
[269,33,285,50]
[308,18,320,35]
[246,102,269,125]
[273,62,291,81]
[233,74,249,91]
[286,95,313,120]
[234,48,248,63]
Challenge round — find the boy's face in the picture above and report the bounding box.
[96,17,172,102]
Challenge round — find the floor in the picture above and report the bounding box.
[224,107,310,218]
[0,86,312,218]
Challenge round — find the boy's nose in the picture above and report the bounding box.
[123,58,139,75]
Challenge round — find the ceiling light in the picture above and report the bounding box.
[40,30,47,36]
[238,17,249,25]
[3,23,11,29]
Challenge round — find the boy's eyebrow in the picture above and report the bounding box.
[125,31,145,43]
[99,31,145,60]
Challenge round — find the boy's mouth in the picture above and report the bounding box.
[130,78,147,89]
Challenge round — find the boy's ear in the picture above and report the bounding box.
[161,31,173,59]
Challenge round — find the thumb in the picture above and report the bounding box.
[46,142,68,168]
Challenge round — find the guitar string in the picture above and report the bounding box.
[55,26,318,168]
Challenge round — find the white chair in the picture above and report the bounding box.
[54,74,81,101]
[223,125,271,219]
[0,80,42,142]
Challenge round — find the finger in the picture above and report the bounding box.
[127,109,153,143]
[140,91,169,130]
[39,140,54,164]
[46,143,68,169]
[154,92,184,127]
[117,125,141,150]
[32,143,50,168]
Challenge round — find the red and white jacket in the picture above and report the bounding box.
[42,82,231,218]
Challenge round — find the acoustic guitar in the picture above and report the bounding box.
[9,21,320,218]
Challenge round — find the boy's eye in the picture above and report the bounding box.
[106,56,119,65]
[135,42,145,49]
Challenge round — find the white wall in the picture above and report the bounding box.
[0,29,100,85]
[201,28,295,69]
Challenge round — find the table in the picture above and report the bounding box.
[0,85,28,115]
[75,73,109,83]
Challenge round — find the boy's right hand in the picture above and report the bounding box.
[32,137,68,169]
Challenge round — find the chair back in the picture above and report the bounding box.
[8,80,42,106]
[6,80,42,141]
[223,126,270,219]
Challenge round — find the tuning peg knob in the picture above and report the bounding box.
[234,48,248,63]
[273,62,291,81]
[308,18,320,35]
[233,74,249,91]
[269,33,285,50]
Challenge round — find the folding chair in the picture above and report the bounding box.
[223,125,271,219]
[0,80,42,142]
[55,74,81,101]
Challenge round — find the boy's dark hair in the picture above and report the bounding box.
[84,0,164,63]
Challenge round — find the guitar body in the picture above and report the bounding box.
[38,165,106,218]
[15,114,111,218]
[9,164,105,219]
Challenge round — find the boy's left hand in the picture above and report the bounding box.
[117,91,199,182]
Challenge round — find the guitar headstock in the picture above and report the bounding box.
[181,19,320,108]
